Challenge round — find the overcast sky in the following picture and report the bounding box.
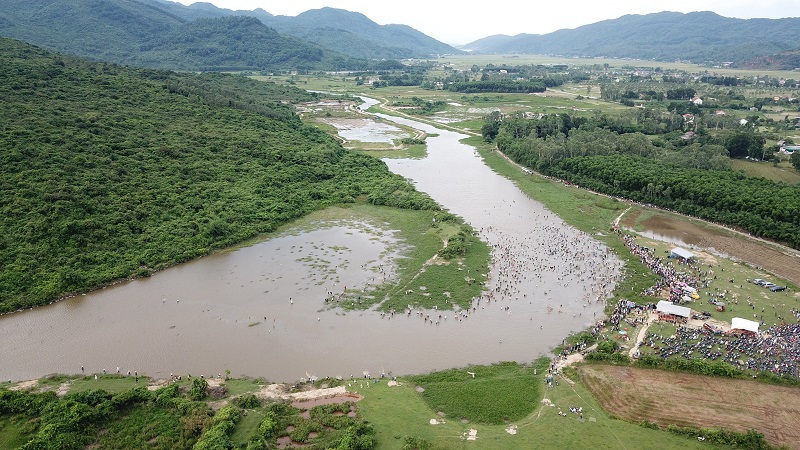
[171,0,800,46]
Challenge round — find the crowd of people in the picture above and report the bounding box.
[390,215,623,326]
[621,233,709,303]
[638,322,799,378]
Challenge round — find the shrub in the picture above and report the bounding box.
[190,377,208,401]
[232,394,261,409]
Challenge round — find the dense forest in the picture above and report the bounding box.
[447,80,546,94]
[485,112,800,249]
[0,39,438,314]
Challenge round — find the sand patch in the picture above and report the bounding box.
[257,384,348,402]
[10,380,38,391]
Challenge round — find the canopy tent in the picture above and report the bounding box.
[731,317,759,334]
[656,300,691,318]
[670,247,695,260]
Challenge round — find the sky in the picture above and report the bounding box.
[172,0,800,46]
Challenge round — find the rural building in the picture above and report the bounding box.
[730,317,759,336]
[670,247,695,260]
[656,300,691,323]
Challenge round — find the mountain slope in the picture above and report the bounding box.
[0,0,399,70]
[262,7,460,59]
[0,38,435,313]
[152,1,461,59]
[134,15,341,71]
[0,0,185,61]
[463,11,800,64]
[743,48,800,70]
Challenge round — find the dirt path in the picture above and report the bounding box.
[613,206,632,229]
[556,344,597,371]
[628,312,657,358]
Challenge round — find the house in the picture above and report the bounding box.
[690,97,703,106]
[681,131,696,141]
[715,110,726,115]
[682,113,694,123]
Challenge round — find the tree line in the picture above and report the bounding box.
[484,112,800,249]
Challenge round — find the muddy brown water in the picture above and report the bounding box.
[0,98,620,383]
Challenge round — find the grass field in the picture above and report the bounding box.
[579,364,800,449]
[406,362,541,425]
[731,159,800,185]
[354,360,712,449]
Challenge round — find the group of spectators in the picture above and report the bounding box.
[621,233,710,303]
[577,232,800,380]
[639,322,799,378]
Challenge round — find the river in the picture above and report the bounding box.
[0,97,620,382]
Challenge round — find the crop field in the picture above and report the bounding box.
[579,364,800,449]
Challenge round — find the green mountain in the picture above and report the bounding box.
[0,38,436,313]
[463,11,800,64]
[0,0,183,62]
[132,15,372,71]
[153,1,461,59]
[0,0,402,71]
[257,7,461,59]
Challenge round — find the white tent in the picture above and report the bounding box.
[731,317,759,334]
[656,300,691,318]
[670,247,695,260]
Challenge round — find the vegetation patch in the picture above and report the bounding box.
[407,362,541,424]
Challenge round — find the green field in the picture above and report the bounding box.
[355,360,715,449]
[438,54,800,79]
[731,158,800,184]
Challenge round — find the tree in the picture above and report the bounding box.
[792,152,800,171]
[725,131,764,159]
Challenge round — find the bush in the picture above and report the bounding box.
[190,377,208,401]
[232,394,261,409]
[666,425,770,449]
[192,405,240,450]
[596,340,619,354]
